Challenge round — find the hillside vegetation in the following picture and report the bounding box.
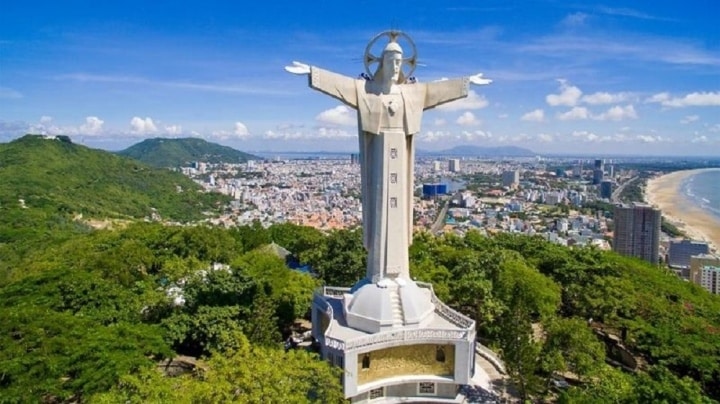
[0,135,229,221]
[0,140,718,402]
[0,219,718,402]
[118,137,258,167]
[0,135,230,282]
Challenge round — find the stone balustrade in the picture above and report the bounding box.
[325,328,470,351]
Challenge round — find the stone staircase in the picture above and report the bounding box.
[389,285,404,327]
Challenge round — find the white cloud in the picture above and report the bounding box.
[316,127,352,139]
[459,130,492,141]
[561,12,588,27]
[691,135,708,143]
[263,130,302,140]
[521,109,545,122]
[29,117,67,136]
[27,116,105,137]
[661,92,720,107]
[498,113,509,119]
[546,79,582,106]
[418,131,451,142]
[130,117,158,134]
[234,122,250,138]
[571,130,601,142]
[456,111,480,126]
[434,118,447,126]
[79,116,104,135]
[582,92,632,105]
[315,105,355,126]
[594,105,637,121]
[557,106,589,121]
[165,125,183,135]
[260,126,352,140]
[636,134,666,143]
[437,90,489,111]
[680,115,699,124]
[645,92,670,103]
[537,133,554,142]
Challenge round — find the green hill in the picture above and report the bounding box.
[118,137,259,167]
[0,134,229,222]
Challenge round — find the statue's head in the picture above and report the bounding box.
[376,40,405,84]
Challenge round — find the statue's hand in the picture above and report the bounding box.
[469,73,492,85]
[285,61,311,75]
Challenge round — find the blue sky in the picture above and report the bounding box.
[1,1,718,155]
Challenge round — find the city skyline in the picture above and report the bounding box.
[1,0,719,155]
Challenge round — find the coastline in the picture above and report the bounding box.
[645,168,720,253]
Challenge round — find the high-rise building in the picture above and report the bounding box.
[350,153,360,164]
[668,239,710,268]
[613,203,661,264]
[448,158,460,172]
[502,170,520,188]
[600,180,614,199]
[690,254,720,294]
[572,161,583,177]
[433,161,441,172]
[592,169,604,185]
[594,159,604,170]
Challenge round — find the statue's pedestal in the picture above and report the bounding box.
[312,279,476,403]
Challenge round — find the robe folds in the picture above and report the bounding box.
[309,67,468,281]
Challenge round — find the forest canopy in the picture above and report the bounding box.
[1,137,718,402]
[1,220,718,402]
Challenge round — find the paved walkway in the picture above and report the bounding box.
[461,353,517,403]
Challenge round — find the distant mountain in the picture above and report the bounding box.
[0,135,229,222]
[118,137,259,167]
[419,145,536,157]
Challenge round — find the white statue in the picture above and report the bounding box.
[286,31,491,284]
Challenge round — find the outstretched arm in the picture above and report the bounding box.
[423,78,468,110]
[423,73,492,110]
[308,67,358,109]
[285,62,358,108]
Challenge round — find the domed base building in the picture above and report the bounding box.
[312,276,476,402]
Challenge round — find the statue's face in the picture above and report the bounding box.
[382,51,403,83]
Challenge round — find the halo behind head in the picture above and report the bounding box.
[364,30,417,83]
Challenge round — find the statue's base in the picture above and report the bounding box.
[311,280,476,402]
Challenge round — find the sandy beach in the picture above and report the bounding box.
[645,168,720,253]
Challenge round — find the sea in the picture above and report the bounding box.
[680,169,720,221]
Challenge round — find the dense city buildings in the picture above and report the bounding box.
[668,239,710,268]
[185,156,623,253]
[690,254,720,294]
[613,203,661,265]
[501,170,519,188]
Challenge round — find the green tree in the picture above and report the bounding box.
[541,318,605,380]
[94,333,344,403]
[308,228,366,286]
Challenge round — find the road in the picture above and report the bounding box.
[611,176,639,203]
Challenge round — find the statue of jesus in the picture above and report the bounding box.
[286,31,491,284]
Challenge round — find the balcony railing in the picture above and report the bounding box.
[326,327,470,351]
